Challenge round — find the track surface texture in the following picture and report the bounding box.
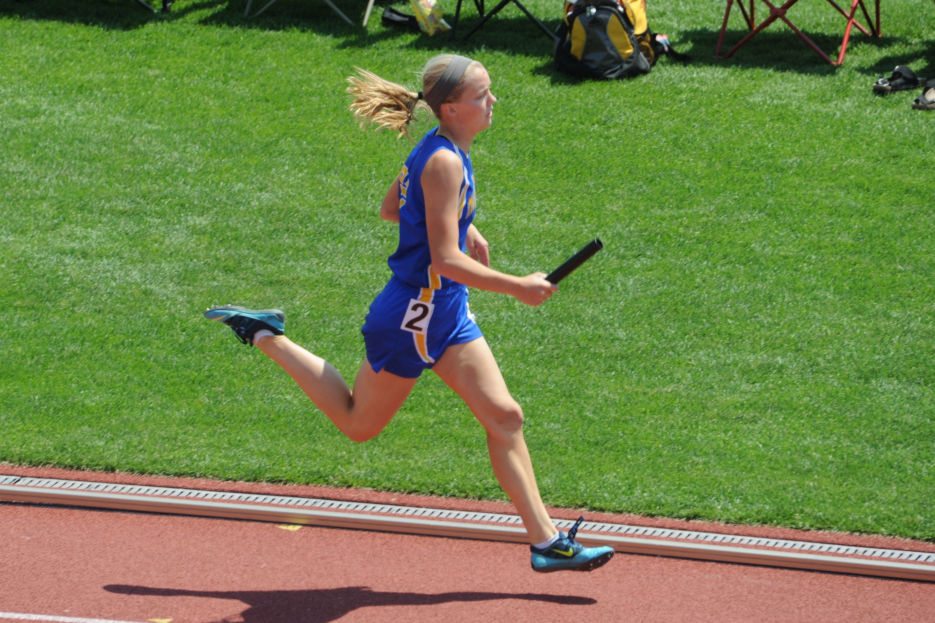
[2,466,934,623]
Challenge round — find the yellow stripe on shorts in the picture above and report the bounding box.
[413,280,437,364]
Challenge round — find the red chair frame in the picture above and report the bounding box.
[716,0,881,65]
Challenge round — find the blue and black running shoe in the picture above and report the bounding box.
[530,516,614,573]
[204,305,285,346]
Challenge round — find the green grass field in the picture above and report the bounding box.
[1,0,933,541]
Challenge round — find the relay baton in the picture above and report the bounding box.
[546,238,603,284]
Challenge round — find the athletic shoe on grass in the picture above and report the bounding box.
[204,305,285,346]
[530,516,614,573]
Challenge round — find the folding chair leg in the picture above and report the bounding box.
[252,0,279,16]
[461,0,508,39]
[249,0,353,23]
[738,0,755,28]
[321,0,354,24]
[717,0,790,59]
[450,0,465,40]
[512,0,558,41]
[716,0,759,57]
[774,6,835,64]
[826,0,876,36]
[835,0,880,65]
[715,0,737,58]
[451,0,487,40]
[137,0,172,12]
[836,1,858,64]
[363,0,376,25]
[461,0,556,41]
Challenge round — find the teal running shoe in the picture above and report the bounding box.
[204,305,285,346]
[530,516,614,573]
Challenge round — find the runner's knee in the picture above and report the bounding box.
[338,405,395,443]
[344,426,377,443]
[483,399,525,440]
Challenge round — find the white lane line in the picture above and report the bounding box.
[0,613,148,623]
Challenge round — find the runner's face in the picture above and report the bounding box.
[449,66,496,133]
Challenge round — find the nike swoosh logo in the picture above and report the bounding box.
[550,546,574,557]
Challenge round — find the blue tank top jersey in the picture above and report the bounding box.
[388,127,476,290]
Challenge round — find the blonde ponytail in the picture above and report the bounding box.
[347,67,427,139]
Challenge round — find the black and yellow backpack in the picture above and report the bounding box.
[553,0,684,80]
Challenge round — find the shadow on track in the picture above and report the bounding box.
[105,583,597,622]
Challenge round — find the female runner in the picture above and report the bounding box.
[205,54,613,573]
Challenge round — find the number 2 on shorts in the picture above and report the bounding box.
[401,298,434,335]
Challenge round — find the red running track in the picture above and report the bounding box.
[2,467,934,623]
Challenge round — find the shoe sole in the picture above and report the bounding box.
[204,305,285,324]
[532,550,615,573]
[204,305,286,335]
[575,550,614,572]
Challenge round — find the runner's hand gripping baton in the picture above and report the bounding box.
[546,238,603,284]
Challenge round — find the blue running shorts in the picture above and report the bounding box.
[362,277,482,378]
